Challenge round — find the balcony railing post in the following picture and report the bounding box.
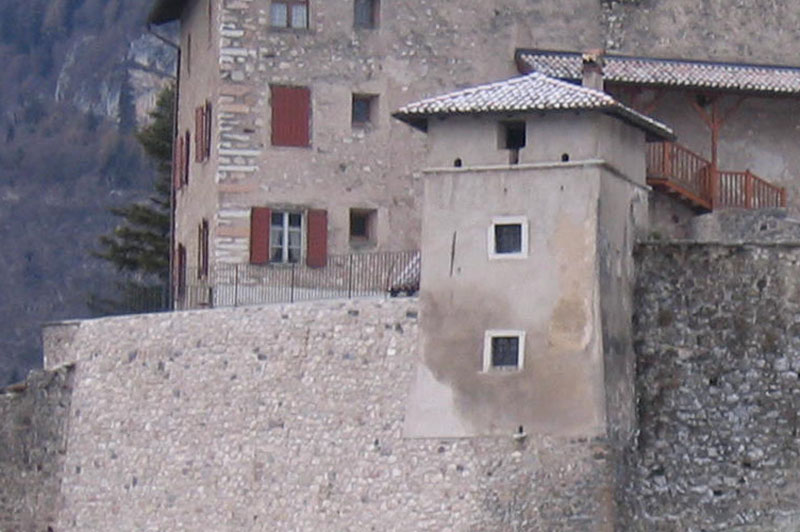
[745,170,754,209]
[347,253,354,299]
[663,141,672,177]
[709,166,718,210]
[781,187,787,207]
[290,263,295,303]
[233,264,239,307]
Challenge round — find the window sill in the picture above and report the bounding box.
[487,252,528,261]
[349,238,376,249]
[268,26,313,34]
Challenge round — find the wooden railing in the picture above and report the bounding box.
[646,141,786,211]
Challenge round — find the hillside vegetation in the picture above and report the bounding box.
[0,0,174,384]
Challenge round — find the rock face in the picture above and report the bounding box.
[0,0,176,386]
[627,242,800,530]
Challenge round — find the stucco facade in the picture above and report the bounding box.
[406,108,649,440]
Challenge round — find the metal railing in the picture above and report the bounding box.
[178,250,420,309]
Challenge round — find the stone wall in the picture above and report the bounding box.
[626,242,800,530]
[0,366,73,532]
[46,298,616,531]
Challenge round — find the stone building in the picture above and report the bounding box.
[7,1,800,530]
[146,0,800,308]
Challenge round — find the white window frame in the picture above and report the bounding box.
[270,210,304,264]
[483,330,526,372]
[488,216,529,260]
[270,0,309,29]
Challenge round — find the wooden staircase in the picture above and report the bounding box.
[646,141,786,212]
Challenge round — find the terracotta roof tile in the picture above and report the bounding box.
[393,72,673,141]
[518,50,800,94]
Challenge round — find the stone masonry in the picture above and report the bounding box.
[626,242,800,531]
[0,365,73,532]
[41,298,614,531]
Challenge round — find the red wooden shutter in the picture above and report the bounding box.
[271,85,310,147]
[173,135,182,191]
[250,207,271,264]
[204,100,212,159]
[195,106,203,162]
[306,209,328,268]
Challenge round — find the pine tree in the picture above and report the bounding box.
[91,84,174,314]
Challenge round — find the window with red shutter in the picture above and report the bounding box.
[195,106,203,162]
[204,100,212,160]
[173,134,182,191]
[250,207,272,264]
[270,85,310,147]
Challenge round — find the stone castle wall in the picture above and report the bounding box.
[12,240,800,529]
[626,242,800,531]
[0,366,73,532]
[43,298,614,531]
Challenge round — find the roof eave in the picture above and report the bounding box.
[604,107,676,143]
[147,0,189,25]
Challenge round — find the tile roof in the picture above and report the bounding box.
[517,50,800,95]
[393,72,673,141]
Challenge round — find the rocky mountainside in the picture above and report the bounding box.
[0,0,175,384]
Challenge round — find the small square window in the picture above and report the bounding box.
[349,208,377,246]
[354,0,379,29]
[352,94,377,126]
[483,330,525,372]
[488,216,528,259]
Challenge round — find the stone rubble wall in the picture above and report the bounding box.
[47,298,615,531]
[626,243,800,531]
[0,366,73,532]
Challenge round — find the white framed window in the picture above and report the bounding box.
[488,216,528,259]
[270,0,308,29]
[483,330,525,372]
[270,211,303,263]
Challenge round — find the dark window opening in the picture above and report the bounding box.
[354,0,378,28]
[561,153,570,162]
[453,158,462,167]
[491,336,519,367]
[501,121,526,149]
[494,224,522,254]
[352,94,377,126]
[500,121,525,165]
[349,208,377,246]
[176,244,187,300]
[198,219,209,279]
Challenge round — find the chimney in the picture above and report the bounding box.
[582,49,605,92]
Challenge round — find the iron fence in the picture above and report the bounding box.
[178,250,420,309]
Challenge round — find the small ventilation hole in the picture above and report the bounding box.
[454,158,462,167]
[561,153,570,162]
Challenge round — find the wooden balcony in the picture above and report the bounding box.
[646,141,786,212]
